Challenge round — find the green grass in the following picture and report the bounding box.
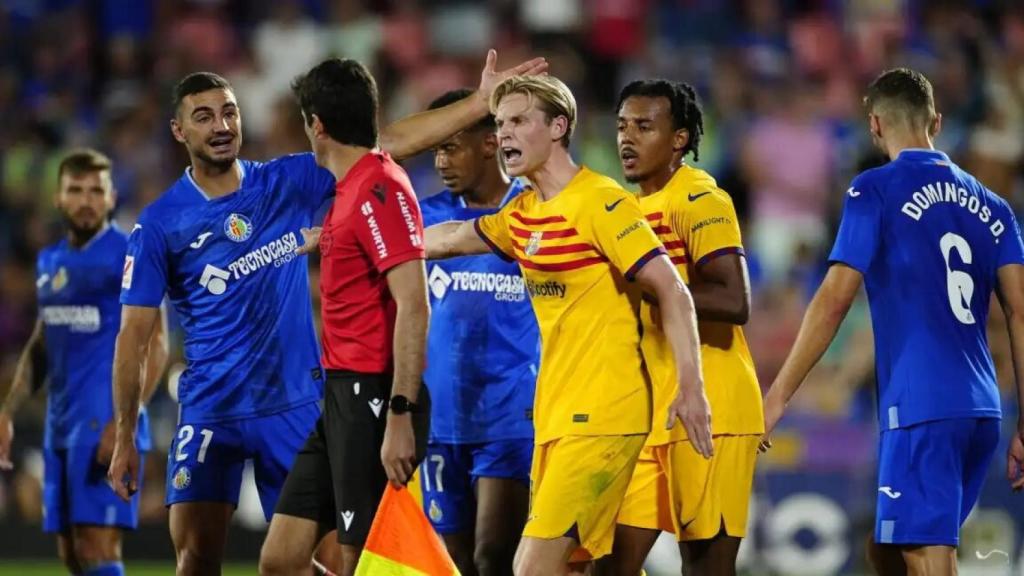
[0,561,256,575]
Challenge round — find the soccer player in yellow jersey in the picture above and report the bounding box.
[596,80,764,576]
[424,75,713,576]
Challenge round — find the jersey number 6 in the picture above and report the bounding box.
[940,232,976,325]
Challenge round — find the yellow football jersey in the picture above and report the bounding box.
[640,165,763,445]
[475,167,663,444]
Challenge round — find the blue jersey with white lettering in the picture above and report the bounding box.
[37,225,151,450]
[121,154,335,423]
[829,149,1024,430]
[421,181,538,443]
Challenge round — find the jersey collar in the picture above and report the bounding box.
[186,161,247,201]
[73,221,112,251]
[455,178,522,210]
[897,148,950,163]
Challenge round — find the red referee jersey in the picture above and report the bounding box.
[319,152,425,372]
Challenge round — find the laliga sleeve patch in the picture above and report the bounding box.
[122,256,135,290]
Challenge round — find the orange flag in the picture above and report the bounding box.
[355,485,461,576]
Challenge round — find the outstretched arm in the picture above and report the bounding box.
[635,255,712,458]
[379,50,547,160]
[425,220,491,260]
[760,264,862,449]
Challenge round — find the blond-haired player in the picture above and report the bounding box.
[424,75,713,576]
[596,80,763,576]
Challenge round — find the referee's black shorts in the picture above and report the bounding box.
[275,370,431,545]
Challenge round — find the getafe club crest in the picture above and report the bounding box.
[525,231,543,256]
[224,213,253,242]
[51,266,68,292]
[172,466,192,490]
[429,499,443,522]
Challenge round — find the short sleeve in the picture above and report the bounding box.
[473,204,516,262]
[828,176,882,274]
[276,153,337,215]
[120,217,168,308]
[673,190,745,267]
[353,174,425,274]
[589,190,665,280]
[998,206,1024,268]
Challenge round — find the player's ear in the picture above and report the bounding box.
[549,115,568,143]
[170,118,187,144]
[930,112,942,139]
[311,114,326,139]
[672,128,689,153]
[482,131,498,160]
[868,114,882,140]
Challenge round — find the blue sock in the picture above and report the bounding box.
[82,562,125,576]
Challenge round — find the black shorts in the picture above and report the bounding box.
[274,370,431,545]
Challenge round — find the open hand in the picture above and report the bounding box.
[667,386,713,459]
[295,227,322,256]
[477,49,549,103]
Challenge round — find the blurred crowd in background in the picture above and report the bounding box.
[2,0,1024,571]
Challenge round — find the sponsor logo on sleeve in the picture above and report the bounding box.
[122,257,134,290]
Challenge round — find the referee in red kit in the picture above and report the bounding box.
[261,58,431,575]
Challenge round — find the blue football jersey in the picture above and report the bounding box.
[421,180,539,443]
[121,154,335,423]
[829,149,1024,429]
[37,225,151,450]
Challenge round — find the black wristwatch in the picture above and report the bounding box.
[389,395,418,415]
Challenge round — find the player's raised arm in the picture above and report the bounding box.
[996,263,1024,491]
[379,50,548,160]
[424,220,491,259]
[633,256,713,458]
[760,264,862,450]
[0,318,44,470]
[108,304,160,500]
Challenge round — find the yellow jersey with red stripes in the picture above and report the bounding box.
[474,167,664,444]
[639,165,763,445]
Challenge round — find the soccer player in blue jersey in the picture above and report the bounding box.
[108,52,547,576]
[419,88,538,576]
[762,68,1024,575]
[0,149,168,576]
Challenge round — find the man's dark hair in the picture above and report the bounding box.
[292,58,379,148]
[428,88,495,131]
[864,68,936,131]
[172,72,233,114]
[616,79,705,161]
[58,148,112,183]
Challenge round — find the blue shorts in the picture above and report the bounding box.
[43,445,146,533]
[420,439,532,534]
[875,417,999,546]
[166,401,319,521]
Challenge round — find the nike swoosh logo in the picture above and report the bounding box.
[605,198,625,212]
[688,191,711,202]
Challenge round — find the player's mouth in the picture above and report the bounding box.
[439,172,460,187]
[620,148,639,171]
[502,146,523,166]
[209,135,236,154]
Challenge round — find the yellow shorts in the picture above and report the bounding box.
[523,434,646,561]
[618,435,759,541]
